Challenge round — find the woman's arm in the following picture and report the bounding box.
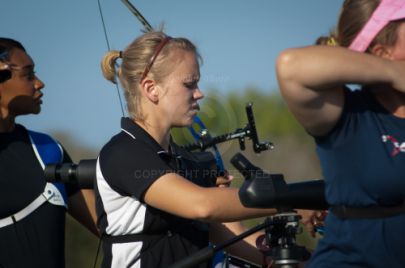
[60,147,99,236]
[68,189,99,236]
[210,221,265,265]
[144,173,276,222]
[276,45,404,136]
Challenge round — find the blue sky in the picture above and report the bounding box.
[2,0,343,156]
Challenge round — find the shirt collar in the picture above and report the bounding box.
[120,117,174,157]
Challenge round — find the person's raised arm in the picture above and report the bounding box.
[276,45,405,136]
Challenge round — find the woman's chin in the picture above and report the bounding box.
[173,118,194,128]
[171,113,199,128]
[31,105,41,114]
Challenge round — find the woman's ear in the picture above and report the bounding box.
[370,44,394,59]
[139,78,159,103]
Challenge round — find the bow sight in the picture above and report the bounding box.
[183,103,273,153]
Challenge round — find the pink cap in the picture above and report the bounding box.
[349,0,405,52]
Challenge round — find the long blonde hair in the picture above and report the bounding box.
[101,32,200,121]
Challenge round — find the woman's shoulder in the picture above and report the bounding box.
[99,131,160,166]
[101,131,140,155]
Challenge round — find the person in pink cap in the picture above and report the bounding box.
[276,0,405,267]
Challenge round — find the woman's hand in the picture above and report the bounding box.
[215,171,233,188]
[296,209,327,237]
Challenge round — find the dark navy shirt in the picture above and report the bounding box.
[308,88,405,268]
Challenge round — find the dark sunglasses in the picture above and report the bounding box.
[0,49,11,83]
[0,69,11,83]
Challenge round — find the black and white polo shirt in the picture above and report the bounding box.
[96,117,210,268]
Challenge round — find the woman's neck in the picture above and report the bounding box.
[134,118,171,150]
[0,114,15,133]
[373,89,405,118]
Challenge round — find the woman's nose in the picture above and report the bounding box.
[35,76,45,90]
[194,87,204,100]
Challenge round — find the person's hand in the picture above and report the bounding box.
[215,171,233,188]
[297,210,316,237]
[255,234,273,268]
[296,210,327,237]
